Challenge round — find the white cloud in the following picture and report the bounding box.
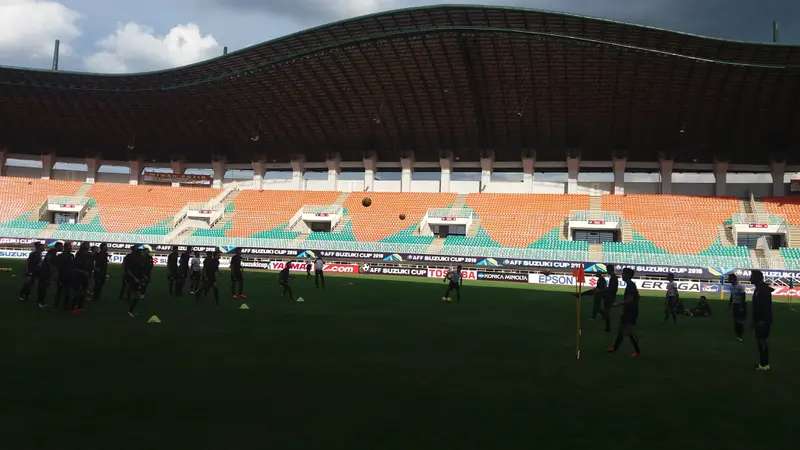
[84,22,221,73]
[0,0,81,61]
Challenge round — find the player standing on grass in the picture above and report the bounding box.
[54,242,75,311]
[189,251,202,294]
[37,241,62,308]
[71,242,93,313]
[19,241,43,302]
[279,262,295,300]
[750,270,774,371]
[595,264,619,332]
[140,246,154,297]
[443,265,463,303]
[176,246,192,296]
[167,246,179,296]
[126,246,145,318]
[728,273,747,341]
[663,273,679,325]
[607,267,641,357]
[306,257,313,280]
[118,245,137,301]
[197,251,220,304]
[574,272,607,321]
[93,243,109,301]
[314,256,325,289]
[231,248,246,299]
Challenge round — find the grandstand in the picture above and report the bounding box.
[1,4,799,274]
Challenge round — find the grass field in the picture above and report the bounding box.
[2,259,799,450]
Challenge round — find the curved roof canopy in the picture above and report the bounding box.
[1,4,799,164]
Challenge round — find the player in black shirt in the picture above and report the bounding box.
[140,245,154,296]
[19,242,44,302]
[71,242,93,312]
[176,246,192,296]
[197,251,220,304]
[750,270,774,371]
[230,248,245,299]
[93,243,109,301]
[37,241,62,308]
[608,267,642,357]
[575,272,607,321]
[54,242,75,311]
[593,265,619,332]
[167,246,179,296]
[119,245,138,301]
[279,262,295,300]
[126,247,145,317]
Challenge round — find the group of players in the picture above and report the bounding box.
[575,264,774,370]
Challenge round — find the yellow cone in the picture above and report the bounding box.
[239,303,250,310]
[147,315,161,324]
[296,297,305,303]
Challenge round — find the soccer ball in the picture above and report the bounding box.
[362,197,372,207]
[447,297,453,303]
[399,213,406,220]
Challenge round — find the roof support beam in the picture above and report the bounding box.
[457,34,492,151]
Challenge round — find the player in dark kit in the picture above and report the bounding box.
[575,272,607,321]
[54,242,75,311]
[750,270,774,371]
[37,241,62,308]
[607,267,642,357]
[71,242,94,312]
[279,262,295,300]
[595,265,619,332]
[167,246,179,295]
[176,246,192,296]
[125,247,146,317]
[443,265,464,303]
[197,251,220,304]
[728,273,747,341]
[93,243,109,301]
[140,246,154,296]
[19,242,44,302]
[119,245,138,301]
[231,248,246,299]
[663,273,679,325]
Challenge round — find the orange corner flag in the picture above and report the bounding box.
[573,264,585,283]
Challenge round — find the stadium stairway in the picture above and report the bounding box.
[750,249,768,269]
[334,192,350,206]
[717,224,736,246]
[788,226,800,247]
[333,215,351,232]
[76,183,92,197]
[768,249,787,269]
[172,228,197,244]
[620,221,633,243]
[588,243,603,261]
[79,206,100,225]
[426,237,446,254]
[589,195,602,212]
[738,199,753,215]
[453,193,468,209]
[38,223,59,240]
[289,233,310,247]
[467,216,481,237]
[752,199,770,223]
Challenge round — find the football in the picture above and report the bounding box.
[399,213,406,220]
[362,197,372,207]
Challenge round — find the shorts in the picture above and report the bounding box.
[755,323,771,339]
[231,271,243,282]
[191,271,201,281]
[315,269,324,276]
[168,269,178,280]
[666,296,677,306]
[448,281,460,290]
[732,304,747,321]
[125,277,141,293]
[621,313,638,326]
[73,277,89,290]
[306,264,312,272]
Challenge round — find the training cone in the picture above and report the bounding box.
[147,314,162,324]
[239,303,250,310]
[296,297,305,303]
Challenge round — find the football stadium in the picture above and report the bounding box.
[2,4,800,450]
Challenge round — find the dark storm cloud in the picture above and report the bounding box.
[207,0,800,43]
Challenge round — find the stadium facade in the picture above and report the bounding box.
[1,5,800,292]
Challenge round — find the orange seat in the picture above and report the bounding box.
[764,197,800,225]
[0,177,82,222]
[229,190,341,237]
[343,192,457,241]
[86,183,219,232]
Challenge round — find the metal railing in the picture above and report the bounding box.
[427,207,473,219]
[47,196,89,206]
[568,210,622,222]
[302,205,343,215]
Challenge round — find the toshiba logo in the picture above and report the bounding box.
[427,268,477,280]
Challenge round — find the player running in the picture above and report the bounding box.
[607,267,642,357]
[19,242,43,303]
[167,246,179,296]
[662,273,679,325]
[314,256,325,289]
[305,257,313,280]
[574,272,607,321]
[594,264,619,332]
[279,262,295,300]
[728,273,747,341]
[231,247,246,299]
[442,265,463,303]
[750,270,774,371]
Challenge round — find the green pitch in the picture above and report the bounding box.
[2,260,798,450]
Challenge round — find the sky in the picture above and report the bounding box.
[0,0,797,74]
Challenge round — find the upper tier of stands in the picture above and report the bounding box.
[0,177,81,222]
[230,190,341,238]
[343,192,457,242]
[764,197,800,226]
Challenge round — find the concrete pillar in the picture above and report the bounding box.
[522,157,535,193]
[400,154,414,193]
[566,156,580,194]
[129,160,142,185]
[290,157,305,191]
[770,160,786,196]
[326,154,341,191]
[41,154,55,180]
[439,156,452,193]
[363,154,377,192]
[170,160,185,188]
[714,160,729,196]
[85,157,100,184]
[0,150,6,177]
[480,153,494,192]
[659,159,673,195]
[252,160,266,190]
[212,159,226,189]
[613,157,626,195]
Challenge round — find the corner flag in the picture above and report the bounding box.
[574,264,585,360]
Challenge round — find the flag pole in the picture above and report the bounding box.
[575,264,584,360]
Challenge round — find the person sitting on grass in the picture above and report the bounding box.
[685,296,713,317]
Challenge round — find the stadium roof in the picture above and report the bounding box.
[1,4,799,165]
